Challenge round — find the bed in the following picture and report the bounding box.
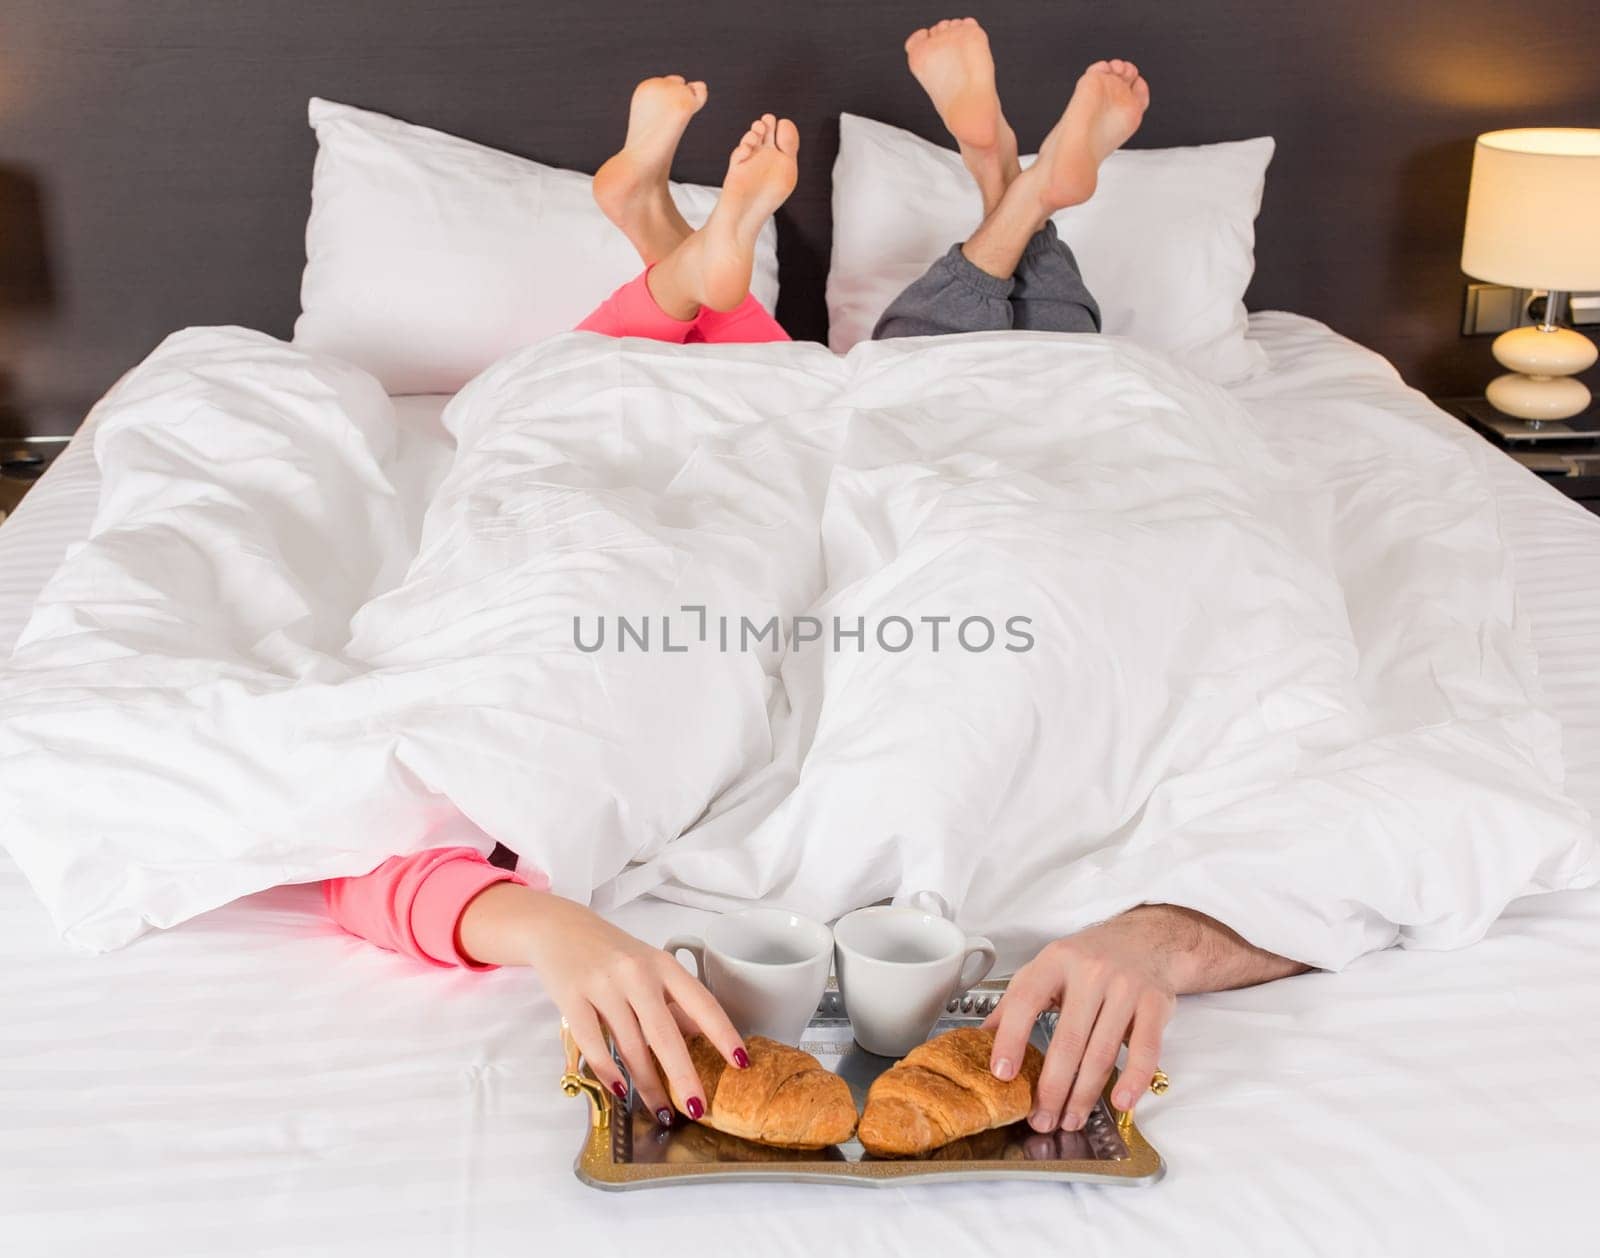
[3,312,1598,1257]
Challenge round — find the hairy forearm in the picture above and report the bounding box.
[1120,904,1310,994]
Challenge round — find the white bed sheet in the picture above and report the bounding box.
[2,317,1598,1257]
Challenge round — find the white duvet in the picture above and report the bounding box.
[0,327,1592,966]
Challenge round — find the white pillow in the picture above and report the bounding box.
[827,113,1272,383]
[295,98,780,394]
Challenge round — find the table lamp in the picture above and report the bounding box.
[1460,128,1600,425]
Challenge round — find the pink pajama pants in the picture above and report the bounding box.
[575,270,789,343]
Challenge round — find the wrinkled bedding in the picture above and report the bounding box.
[0,327,1592,965]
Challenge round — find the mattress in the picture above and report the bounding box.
[2,316,1598,1257]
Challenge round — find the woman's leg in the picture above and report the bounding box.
[578,117,796,341]
[690,296,790,343]
[576,272,790,345]
[642,114,798,322]
[579,89,796,343]
[574,269,698,341]
[592,75,705,266]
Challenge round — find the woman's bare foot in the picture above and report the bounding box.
[1016,59,1150,216]
[905,18,1019,212]
[593,75,708,265]
[653,115,798,315]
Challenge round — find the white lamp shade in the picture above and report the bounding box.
[1461,128,1600,291]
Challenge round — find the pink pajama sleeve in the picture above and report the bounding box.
[323,847,548,969]
[576,269,789,344]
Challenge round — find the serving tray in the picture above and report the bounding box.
[561,980,1166,1190]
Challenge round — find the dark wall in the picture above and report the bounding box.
[0,1,1596,435]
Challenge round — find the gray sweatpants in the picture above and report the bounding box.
[871,221,1101,340]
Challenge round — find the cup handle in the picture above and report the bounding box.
[909,889,952,920]
[955,936,997,996]
[664,935,706,980]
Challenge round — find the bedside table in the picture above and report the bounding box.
[0,437,71,523]
[1434,396,1600,517]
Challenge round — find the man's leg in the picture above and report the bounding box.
[1010,221,1101,333]
[905,19,1020,212]
[960,58,1149,299]
[874,19,1021,340]
[875,21,1148,340]
[871,247,1019,340]
[1010,57,1149,333]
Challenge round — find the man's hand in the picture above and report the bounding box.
[982,905,1308,1133]
[984,907,1179,1131]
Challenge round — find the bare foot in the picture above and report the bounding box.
[690,115,799,311]
[593,75,708,264]
[1020,59,1150,215]
[905,18,1019,210]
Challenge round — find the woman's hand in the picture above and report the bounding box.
[458,884,747,1124]
[983,907,1180,1132]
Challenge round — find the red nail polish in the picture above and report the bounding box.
[733,1047,750,1069]
[656,1108,674,1127]
[611,1080,628,1100]
[686,1096,705,1120]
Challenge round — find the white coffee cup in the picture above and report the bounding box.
[666,909,833,1045]
[833,904,997,1057]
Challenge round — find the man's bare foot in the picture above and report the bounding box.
[1018,59,1150,216]
[905,18,1019,211]
[593,75,708,264]
[681,115,799,311]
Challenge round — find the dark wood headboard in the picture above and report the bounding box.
[1,0,1596,435]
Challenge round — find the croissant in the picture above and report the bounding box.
[669,1034,858,1150]
[858,1026,1044,1157]
[899,1123,1010,1163]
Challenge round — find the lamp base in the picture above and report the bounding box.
[1486,372,1592,422]
[1486,324,1597,423]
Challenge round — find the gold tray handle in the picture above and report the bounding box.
[559,1017,612,1130]
[1114,1068,1171,1136]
